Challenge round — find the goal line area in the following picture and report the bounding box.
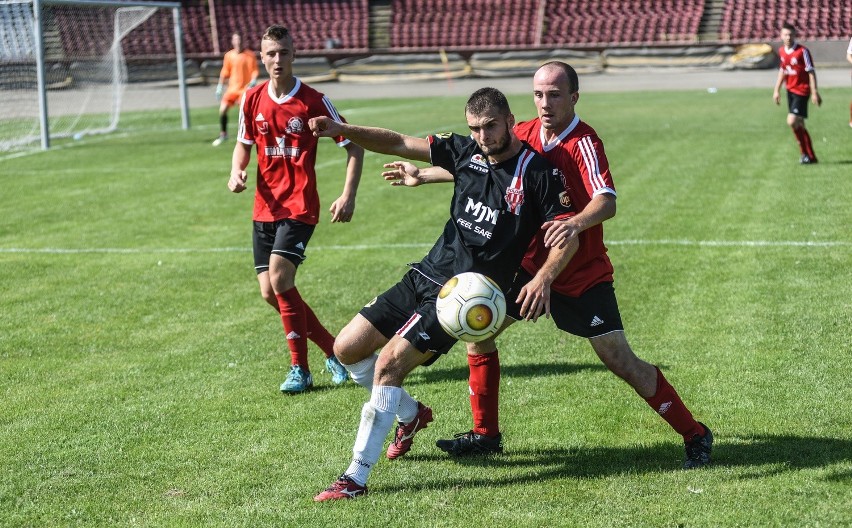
[0,0,189,151]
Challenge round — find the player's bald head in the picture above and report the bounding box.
[535,61,579,94]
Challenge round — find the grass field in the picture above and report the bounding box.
[1,85,851,527]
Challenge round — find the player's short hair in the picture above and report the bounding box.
[781,22,797,33]
[262,25,292,43]
[539,61,580,93]
[465,87,511,118]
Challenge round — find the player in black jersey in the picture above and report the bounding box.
[308,88,577,501]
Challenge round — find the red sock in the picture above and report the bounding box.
[792,127,807,155]
[468,352,500,436]
[643,367,704,441]
[304,302,335,358]
[800,128,816,159]
[275,288,308,369]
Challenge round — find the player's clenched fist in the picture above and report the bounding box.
[228,169,248,193]
[308,116,340,137]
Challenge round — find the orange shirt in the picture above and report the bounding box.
[221,48,258,92]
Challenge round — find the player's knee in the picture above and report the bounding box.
[466,339,496,355]
[333,328,370,365]
[592,334,635,372]
[261,291,278,309]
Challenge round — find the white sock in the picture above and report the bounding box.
[345,386,401,485]
[344,354,421,423]
[345,354,377,391]
[396,393,420,424]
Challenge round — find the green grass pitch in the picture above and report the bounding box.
[1,86,850,527]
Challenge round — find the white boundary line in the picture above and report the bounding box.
[0,239,848,255]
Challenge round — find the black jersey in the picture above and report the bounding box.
[414,132,574,291]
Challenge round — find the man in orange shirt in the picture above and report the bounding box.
[213,33,259,146]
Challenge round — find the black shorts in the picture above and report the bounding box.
[787,91,809,118]
[506,269,624,338]
[359,268,458,364]
[252,219,316,273]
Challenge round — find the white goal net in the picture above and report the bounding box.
[0,0,188,151]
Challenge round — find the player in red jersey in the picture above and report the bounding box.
[772,23,822,164]
[227,25,364,393]
[383,62,712,469]
[213,33,259,147]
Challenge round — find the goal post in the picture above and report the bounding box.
[2,0,189,151]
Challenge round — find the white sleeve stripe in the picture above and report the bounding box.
[237,92,247,140]
[322,95,343,123]
[802,49,815,71]
[578,136,605,190]
[518,149,534,179]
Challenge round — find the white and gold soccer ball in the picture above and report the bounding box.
[436,272,506,343]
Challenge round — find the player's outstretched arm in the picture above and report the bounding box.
[228,142,251,193]
[308,117,431,162]
[382,162,454,187]
[329,142,365,223]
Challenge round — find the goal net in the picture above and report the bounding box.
[0,0,188,151]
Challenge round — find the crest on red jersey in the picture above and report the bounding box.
[286,117,304,134]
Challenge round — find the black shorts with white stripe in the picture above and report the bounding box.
[359,268,458,364]
[506,269,624,338]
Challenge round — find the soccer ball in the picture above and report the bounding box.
[436,272,506,343]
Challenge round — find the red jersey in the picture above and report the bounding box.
[514,115,615,297]
[238,78,348,224]
[778,43,815,97]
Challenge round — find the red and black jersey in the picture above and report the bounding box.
[415,133,574,292]
[514,116,615,297]
[237,78,349,224]
[778,43,816,97]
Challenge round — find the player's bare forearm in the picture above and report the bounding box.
[383,163,454,187]
[417,166,454,184]
[308,117,431,162]
[228,142,251,193]
[517,235,579,321]
[330,143,364,222]
[342,142,364,196]
[773,71,784,103]
[808,72,821,105]
[542,193,615,248]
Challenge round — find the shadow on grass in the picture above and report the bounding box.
[380,435,852,492]
[417,361,609,384]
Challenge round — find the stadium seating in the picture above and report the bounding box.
[542,0,705,46]
[719,0,852,42]
[212,0,369,53]
[34,0,852,61]
[389,0,540,50]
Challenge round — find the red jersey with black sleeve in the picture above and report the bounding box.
[778,43,816,97]
[237,77,349,224]
[514,115,615,297]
